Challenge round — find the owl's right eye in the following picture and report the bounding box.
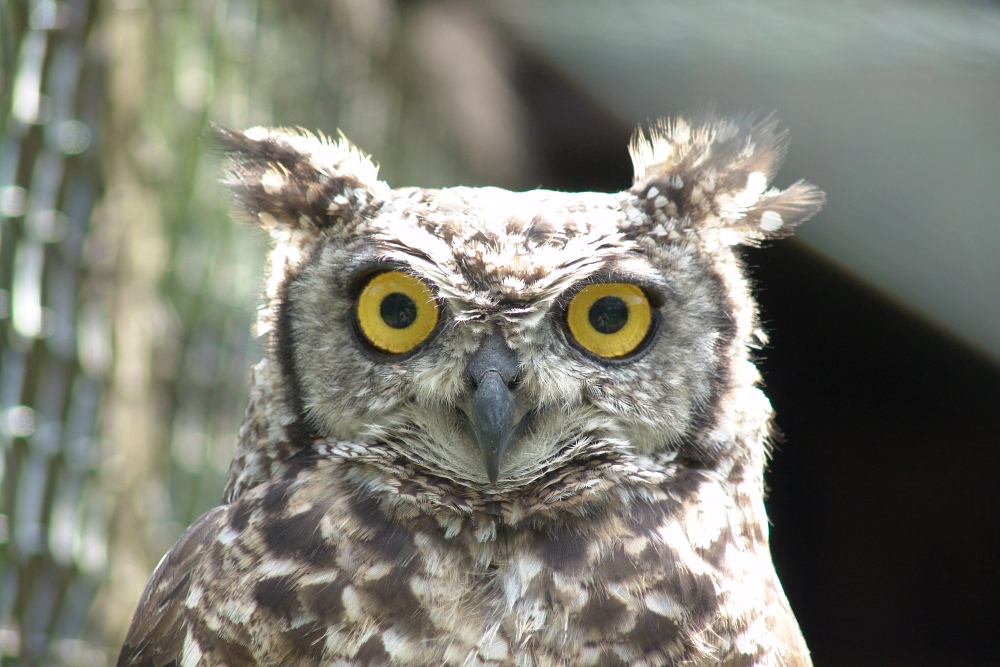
[354,270,439,355]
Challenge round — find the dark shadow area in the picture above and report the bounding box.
[752,241,1000,667]
[511,51,635,193]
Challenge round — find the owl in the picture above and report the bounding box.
[117,115,823,667]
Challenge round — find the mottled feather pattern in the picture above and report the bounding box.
[122,444,800,666]
[120,116,822,666]
[628,116,824,245]
[212,125,385,234]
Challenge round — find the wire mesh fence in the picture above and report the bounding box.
[2,1,111,663]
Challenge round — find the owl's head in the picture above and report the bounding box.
[215,117,822,496]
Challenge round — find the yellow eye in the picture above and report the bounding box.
[355,271,439,355]
[565,282,654,359]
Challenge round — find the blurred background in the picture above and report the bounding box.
[1,0,998,665]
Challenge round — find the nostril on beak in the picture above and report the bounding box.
[465,333,520,391]
[506,369,522,391]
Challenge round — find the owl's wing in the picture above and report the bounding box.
[116,506,255,667]
[767,590,813,667]
[117,466,375,666]
[715,575,812,667]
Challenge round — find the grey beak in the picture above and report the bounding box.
[465,334,520,483]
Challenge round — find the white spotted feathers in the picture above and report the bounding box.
[629,115,824,245]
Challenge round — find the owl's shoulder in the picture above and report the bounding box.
[117,505,245,666]
[118,452,445,666]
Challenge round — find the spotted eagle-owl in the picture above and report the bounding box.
[118,115,823,667]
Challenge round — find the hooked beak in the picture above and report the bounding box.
[464,334,521,483]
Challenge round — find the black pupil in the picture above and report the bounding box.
[589,296,629,334]
[380,293,418,329]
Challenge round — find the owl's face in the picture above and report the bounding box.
[285,187,732,489]
[218,117,823,492]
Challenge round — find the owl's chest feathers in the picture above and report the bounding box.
[226,455,772,665]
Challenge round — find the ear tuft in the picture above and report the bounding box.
[628,115,824,245]
[209,125,384,236]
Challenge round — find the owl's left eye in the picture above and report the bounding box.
[565,282,655,359]
[355,270,439,355]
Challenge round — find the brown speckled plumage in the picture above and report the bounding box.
[119,116,823,666]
